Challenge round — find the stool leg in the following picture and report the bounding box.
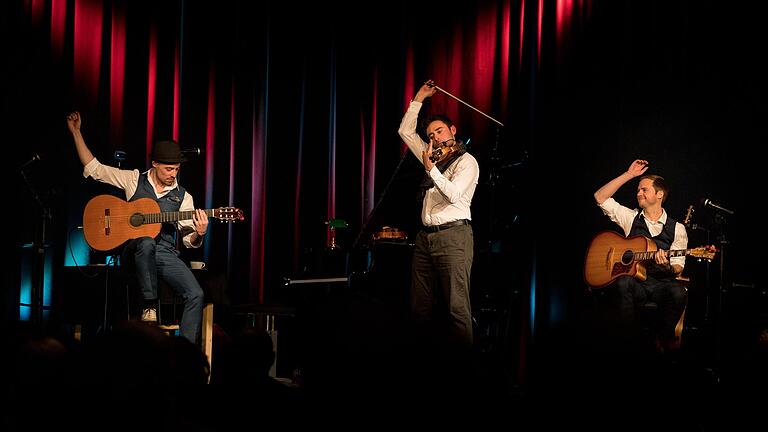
[201,303,214,380]
[157,298,162,325]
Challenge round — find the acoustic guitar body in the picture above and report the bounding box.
[83,195,161,251]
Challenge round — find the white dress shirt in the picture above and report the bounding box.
[398,101,479,226]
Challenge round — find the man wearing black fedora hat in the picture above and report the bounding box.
[67,111,207,345]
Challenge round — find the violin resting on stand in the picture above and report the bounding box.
[372,226,408,242]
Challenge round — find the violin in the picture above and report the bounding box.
[429,139,457,163]
[373,226,408,241]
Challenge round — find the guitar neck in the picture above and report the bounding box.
[634,249,689,261]
[143,209,216,224]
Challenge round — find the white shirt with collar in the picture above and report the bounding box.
[398,100,479,227]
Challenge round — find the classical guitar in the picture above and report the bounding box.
[83,194,244,251]
[583,230,716,288]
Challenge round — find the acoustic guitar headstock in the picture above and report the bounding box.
[689,245,717,262]
[214,207,245,222]
[683,204,694,226]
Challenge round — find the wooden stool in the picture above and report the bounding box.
[156,279,214,376]
[157,279,181,336]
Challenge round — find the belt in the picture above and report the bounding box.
[422,219,470,233]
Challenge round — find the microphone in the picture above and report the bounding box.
[181,147,202,156]
[18,153,41,170]
[701,198,735,215]
[114,150,127,161]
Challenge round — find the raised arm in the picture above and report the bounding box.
[66,111,94,167]
[413,80,437,104]
[398,81,439,164]
[594,159,649,204]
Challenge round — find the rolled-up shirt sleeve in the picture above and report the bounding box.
[397,101,429,163]
[83,158,140,200]
[597,197,638,236]
[670,224,688,269]
[179,193,202,249]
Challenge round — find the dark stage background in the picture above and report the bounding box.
[3,0,764,419]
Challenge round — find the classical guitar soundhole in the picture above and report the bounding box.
[621,249,634,265]
[129,213,145,227]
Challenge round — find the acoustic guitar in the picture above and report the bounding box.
[83,194,244,251]
[583,230,716,288]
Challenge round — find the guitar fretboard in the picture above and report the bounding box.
[634,249,689,261]
[142,209,216,224]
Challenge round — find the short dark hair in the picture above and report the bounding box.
[424,114,454,128]
[640,174,669,203]
[419,114,454,141]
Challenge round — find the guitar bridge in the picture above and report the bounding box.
[105,208,110,236]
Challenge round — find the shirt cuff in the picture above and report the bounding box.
[82,158,100,178]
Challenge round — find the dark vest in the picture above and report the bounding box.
[129,172,186,249]
[629,211,677,280]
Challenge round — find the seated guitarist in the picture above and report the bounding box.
[67,111,207,345]
[594,159,688,353]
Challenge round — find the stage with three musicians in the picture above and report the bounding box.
[5,0,765,428]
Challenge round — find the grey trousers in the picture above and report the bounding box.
[411,224,474,349]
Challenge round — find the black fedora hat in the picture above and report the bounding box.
[151,140,186,164]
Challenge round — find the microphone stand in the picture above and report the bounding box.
[99,152,128,335]
[688,208,730,382]
[712,212,730,377]
[19,166,50,327]
[685,221,712,323]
